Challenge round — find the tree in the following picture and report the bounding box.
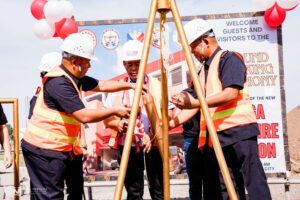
[6,124,13,142]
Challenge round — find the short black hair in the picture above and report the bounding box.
[40,71,47,78]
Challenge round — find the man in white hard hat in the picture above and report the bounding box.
[28,52,62,119]
[104,40,164,200]
[22,33,137,200]
[171,19,271,200]
[28,51,90,196]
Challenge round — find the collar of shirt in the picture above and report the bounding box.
[204,46,222,71]
[127,76,147,84]
[60,64,81,88]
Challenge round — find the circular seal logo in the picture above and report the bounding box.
[80,29,97,48]
[101,29,120,50]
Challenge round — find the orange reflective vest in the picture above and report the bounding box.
[23,66,83,155]
[198,50,257,149]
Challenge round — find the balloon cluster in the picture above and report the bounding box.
[261,0,299,27]
[31,0,78,40]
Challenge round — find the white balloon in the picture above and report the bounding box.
[60,1,74,19]
[253,0,276,10]
[277,0,299,10]
[33,19,55,40]
[44,1,65,23]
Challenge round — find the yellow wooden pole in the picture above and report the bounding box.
[0,99,19,200]
[169,0,238,199]
[113,0,158,199]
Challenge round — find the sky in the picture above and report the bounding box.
[0,0,299,128]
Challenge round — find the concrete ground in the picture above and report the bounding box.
[0,165,300,199]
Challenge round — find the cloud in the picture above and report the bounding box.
[72,0,151,20]
[0,1,62,127]
[112,46,126,75]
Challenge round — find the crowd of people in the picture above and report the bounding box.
[1,18,271,200]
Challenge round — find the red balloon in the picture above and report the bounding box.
[264,3,286,28]
[53,18,67,37]
[58,18,78,39]
[30,0,47,20]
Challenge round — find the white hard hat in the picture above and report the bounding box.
[122,40,143,61]
[38,52,62,72]
[184,19,212,45]
[60,33,97,61]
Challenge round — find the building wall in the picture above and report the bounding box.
[82,93,105,170]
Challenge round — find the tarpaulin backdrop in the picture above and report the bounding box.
[79,11,288,173]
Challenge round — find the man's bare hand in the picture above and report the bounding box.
[115,105,131,118]
[142,134,152,153]
[131,83,148,94]
[117,120,128,133]
[170,92,198,109]
[4,151,12,168]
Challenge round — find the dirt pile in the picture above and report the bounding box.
[287,106,300,173]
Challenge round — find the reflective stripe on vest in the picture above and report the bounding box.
[198,50,256,149]
[34,96,80,125]
[24,66,83,154]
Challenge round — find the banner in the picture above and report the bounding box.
[79,12,288,173]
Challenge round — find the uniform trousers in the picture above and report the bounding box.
[119,146,163,200]
[184,136,204,200]
[203,136,271,200]
[22,140,83,200]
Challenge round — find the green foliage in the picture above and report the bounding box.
[6,124,13,141]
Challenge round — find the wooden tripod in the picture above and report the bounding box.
[113,0,238,199]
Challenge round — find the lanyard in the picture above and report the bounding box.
[121,75,150,118]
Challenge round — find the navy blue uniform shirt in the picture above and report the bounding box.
[182,88,200,138]
[204,47,259,147]
[44,65,99,113]
[0,104,8,125]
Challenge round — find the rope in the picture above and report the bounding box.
[150,132,157,143]
[161,22,170,73]
[143,151,150,188]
